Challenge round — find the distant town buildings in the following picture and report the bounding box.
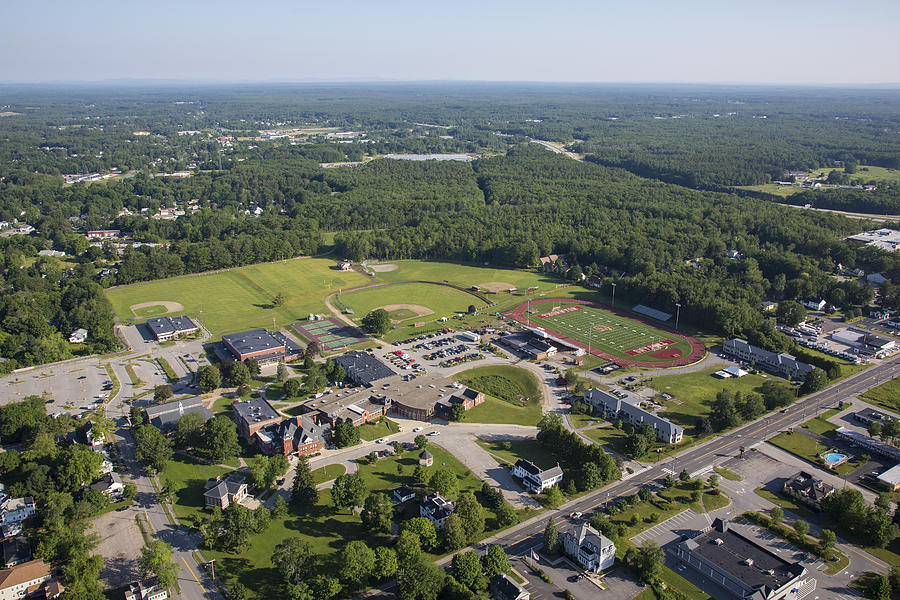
[846,229,900,252]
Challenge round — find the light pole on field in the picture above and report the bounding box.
[588,322,594,357]
[610,283,616,309]
[675,303,682,331]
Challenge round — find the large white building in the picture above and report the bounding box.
[722,338,814,380]
[511,460,563,493]
[562,523,615,573]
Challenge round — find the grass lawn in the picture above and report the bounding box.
[475,438,556,469]
[212,396,236,417]
[452,364,542,405]
[801,403,850,436]
[753,488,819,521]
[462,394,543,426]
[168,443,519,599]
[634,567,711,600]
[357,418,400,441]
[714,465,743,481]
[526,301,692,362]
[340,282,488,324]
[702,491,731,513]
[649,367,783,429]
[612,494,690,539]
[862,378,900,414]
[106,257,371,338]
[768,432,866,476]
[584,425,694,463]
[569,412,601,429]
[162,456,232,524]
[311,463,346,485]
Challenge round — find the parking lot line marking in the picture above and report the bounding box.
[181,556,206,592]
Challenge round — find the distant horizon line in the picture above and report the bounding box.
[1,77,899,89]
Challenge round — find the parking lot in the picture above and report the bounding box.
[2,359,113,413]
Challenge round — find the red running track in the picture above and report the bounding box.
[504,298,706,368]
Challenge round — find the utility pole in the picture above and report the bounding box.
[675,303,682,331]
[208,559,215,582]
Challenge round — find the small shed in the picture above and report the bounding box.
[419,449,433,467]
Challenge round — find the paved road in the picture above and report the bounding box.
[358,353,900,598]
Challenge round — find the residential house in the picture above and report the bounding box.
[124,579,168,600]
[85,230,120,240]
[489,574,530,600]
[867,273,890,286]
[584,389,684,444]
[801,299,827,312]
[90,473,124,499]
[0,559,57,600]
[1,538,30,568]
[68,329,88,344]
[393,486,416,503]
[539,254,578,276]
[0,499,35,529]
[562,522,616,573]
[420,494,454,528]
[511,460,563,493]
[203,475,248,510]
[337,261,353,271]
[782,471,834,510]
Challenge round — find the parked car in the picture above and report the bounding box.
[375,437,388,444]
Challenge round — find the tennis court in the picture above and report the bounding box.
[294,317,368,351]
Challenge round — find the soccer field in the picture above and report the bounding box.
[509,299,699,364]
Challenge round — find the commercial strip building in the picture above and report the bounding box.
[675,519,809,600]
[835,427,900,461]
[511,459,563,493]
[876,464,900,492]
[829,329,895,358]
[144,397,213,432]
[584,388,684,444]
[782,472,834,510]
[145,315,199,342]
[222,329,303,365]
[722,339,815,380]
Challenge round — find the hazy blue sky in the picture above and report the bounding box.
[3,0,898,84]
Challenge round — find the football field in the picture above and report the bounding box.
[507,299,702,365]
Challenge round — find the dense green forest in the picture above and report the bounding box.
[0,84,898,369]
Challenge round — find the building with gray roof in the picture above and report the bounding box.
[782,471,834,510]
[585,388,683,444]
[723,338,814,380]
[222,328,303,364]
[333,351,396,386]
[232,397,282,440]
[144,397,212,432]
[511,459,563,493]
[675,518,808,600]
[203,474,247,509]
[145,315,198,341]
[561,522,615,573]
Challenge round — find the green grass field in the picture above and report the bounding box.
[649,366,781,429]
[311,463,346,485]
[170,443,508,599]
[134,304,170,317]
[474,438,556,469]
[105,257,371,338]
[339,282,487,324]
[357,418,400,441]
[526,301,691,362]
[802,404,849,436]
[861,378,900,414]
[462,395,543,426]
[768,432,865,476]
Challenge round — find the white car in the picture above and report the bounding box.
[570,511,583,519]
[413,427,424,432]
[375,437,388,444]
[427,431,440,436]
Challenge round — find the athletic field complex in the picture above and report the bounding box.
[506,299,705,367]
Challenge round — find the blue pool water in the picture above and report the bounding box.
[824,453,847,464]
